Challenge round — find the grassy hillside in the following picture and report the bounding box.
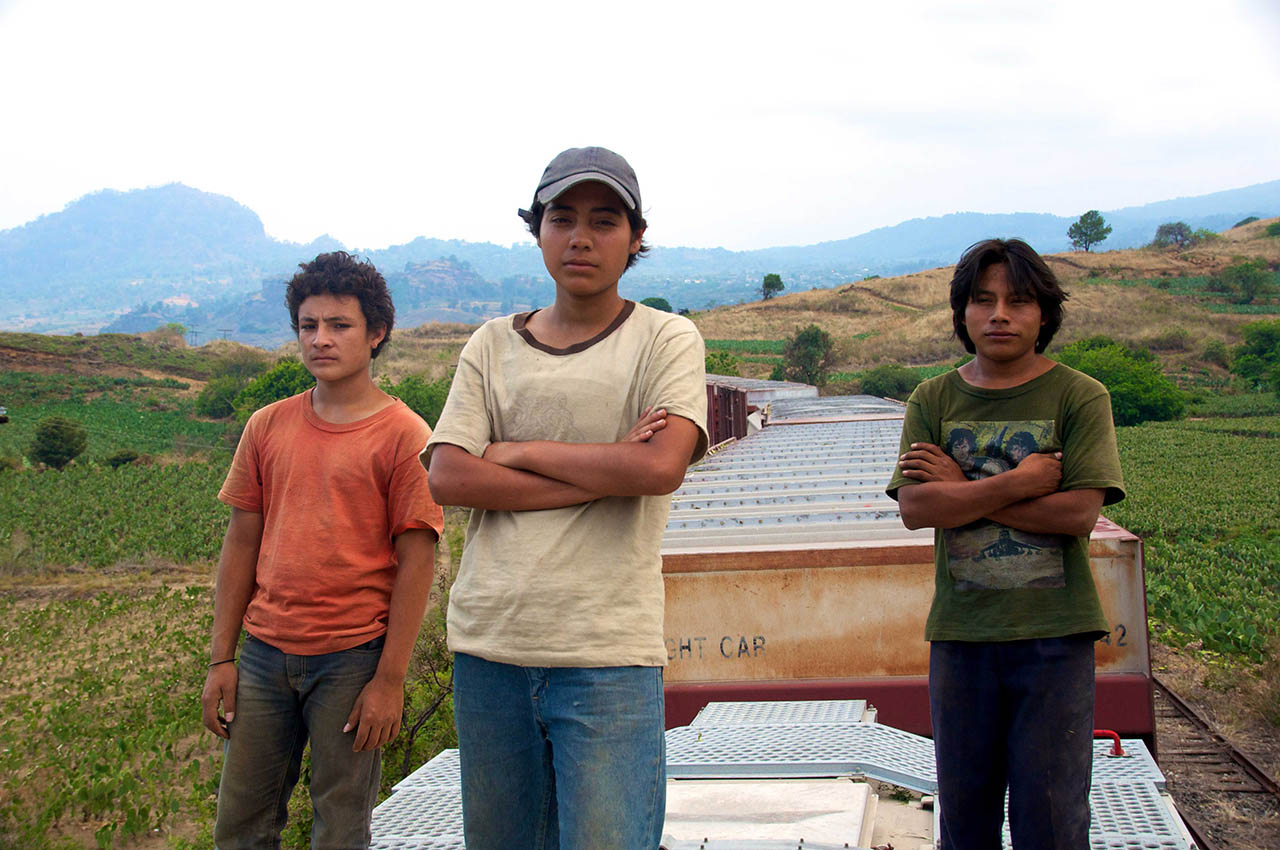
[691,217,1280,378]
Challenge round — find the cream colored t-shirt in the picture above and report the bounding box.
[424,301,709,667]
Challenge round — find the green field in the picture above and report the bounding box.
[1,363,1278,848]
[1105,416,1280,660]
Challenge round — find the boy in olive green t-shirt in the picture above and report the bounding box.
[886,238,1124,850]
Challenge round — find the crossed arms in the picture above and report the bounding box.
[895,442,1104,538]
[427,407,701,510]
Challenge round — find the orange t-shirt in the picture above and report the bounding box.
[218,390,444,655]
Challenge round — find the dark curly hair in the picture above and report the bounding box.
[519,197,651,272]
[950,238,1066,354]
[285,251,395,358]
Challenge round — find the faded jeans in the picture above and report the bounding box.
[452,652,667,850]
[929,634,1096,850]
[213,633,384,850]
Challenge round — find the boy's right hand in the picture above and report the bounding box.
[201,664,238,739]
[1009,451,1062,499]
[622,407,667,443]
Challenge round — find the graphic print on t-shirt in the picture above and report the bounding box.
[941,418,1066,591]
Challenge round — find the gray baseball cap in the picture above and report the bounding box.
[524,147,641,216]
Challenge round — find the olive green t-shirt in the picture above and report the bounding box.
[423,301,709,668]
[886,364,1125,642]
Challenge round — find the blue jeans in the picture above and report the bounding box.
[213,634,385,850]
[452,652,667,850]
[929,635,1096,850]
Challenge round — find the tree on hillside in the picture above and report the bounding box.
[28,416,88,469]
[1217,258,1275,305]
[1151,222,1193,250]
[1067,210,1112,252]
[640,296,673,312]
[761,273,785,300]
[771,324,834,386]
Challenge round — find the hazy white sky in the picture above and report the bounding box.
[1,0,1278,251]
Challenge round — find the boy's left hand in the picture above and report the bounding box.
[898,442,966,483]
[481,406,669,470]
[622,407,667,442]
[344,673,404,752]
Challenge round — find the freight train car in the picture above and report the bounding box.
[660,391,1154,747]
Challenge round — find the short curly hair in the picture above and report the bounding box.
[950,238,1066,355]
[285,252,395,358]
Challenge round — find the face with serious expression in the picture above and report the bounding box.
[964,263,1046,368]
[296,294,385,384]
[537,181,644,301]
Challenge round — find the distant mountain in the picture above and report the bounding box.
[0,184,343,334]
[3,179,1277,340]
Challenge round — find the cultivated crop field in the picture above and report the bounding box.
[1106,416,1280,661]
[0,587,218,850]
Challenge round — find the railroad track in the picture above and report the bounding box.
[1152,675,1280,850]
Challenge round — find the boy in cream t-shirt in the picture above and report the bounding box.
[425,147,707,849]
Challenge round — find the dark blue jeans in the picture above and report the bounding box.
[929,635,1095,850]
[452,652,667,850]
[213,634,384,850]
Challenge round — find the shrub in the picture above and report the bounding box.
[640,296,673,312]
[0,454,22,472]
[1230,319,1280,387]
[1064,334,1119,352]
[1143,326,1191,352]
[1055,342,1185,426]
[859,364,923,401]
[27,416,89,469]
[1202,338,1230,370]
[771,324,834,386]
[1267,222,1280,237]
[106,449,141,469]
[380,374,451,428]
[1233,216,1259,228]
[1216,258,1275,305]
[195,375,242,419]
[705,351,741,377]
[212,348,270,382]
[233,358,316,421]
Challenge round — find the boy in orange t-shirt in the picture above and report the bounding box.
[200,252,443,848]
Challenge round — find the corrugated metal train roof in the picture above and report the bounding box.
[767,393,906,423]
[664,400,929,551]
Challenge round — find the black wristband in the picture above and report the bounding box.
[208,657,236,668]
